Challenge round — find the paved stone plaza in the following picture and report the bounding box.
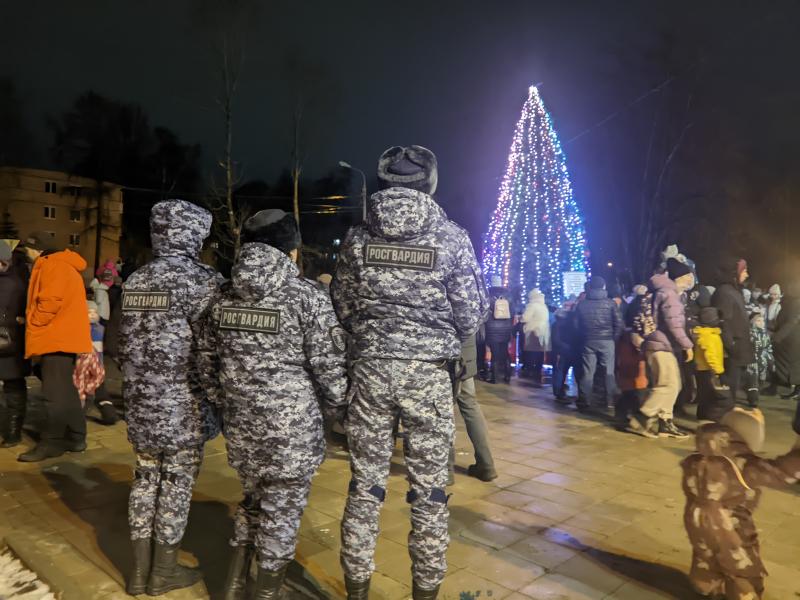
[1,377,799,600]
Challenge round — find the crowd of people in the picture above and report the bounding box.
[0,233,123,458]
[0,144,798,600]
[481,248,800,439]
[477,252,800,598]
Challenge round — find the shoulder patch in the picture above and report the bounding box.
[219,306,280,334]
[364,242,436,271]
[122,291,171,312]
[330,326,347,353]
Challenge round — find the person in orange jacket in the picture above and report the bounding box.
[18,232,92,462]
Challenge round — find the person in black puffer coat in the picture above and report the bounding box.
[551,298,579,400]
[773,282,800,400]
[484,281,515,383]
[574,276,622,410]
[0,243,29,447]
[711,258,755,410]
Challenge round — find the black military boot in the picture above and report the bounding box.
[467,463,498,482]
[127,537,153,595]
[1,392,26,448]
[223,544,254,600]
[146,541,202,595]
[252,564,287,600]
[64,430,87,453]
[345,576,371,600]
[18,442,65,462]
[412,582,440,600]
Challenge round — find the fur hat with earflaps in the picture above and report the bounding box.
[377,145,438,195]
[721,407,765,453]
[241,209,301,255]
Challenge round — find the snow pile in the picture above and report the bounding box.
[0,547,56,600]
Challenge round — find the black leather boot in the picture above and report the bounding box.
[18,442,64,462]
[1,391,26,448]
[223,544,254,600]
[127,537,153,595]
[146,541,202,595]
[412,582,440,600]
[345,576,371,600]
[252,564,287,600]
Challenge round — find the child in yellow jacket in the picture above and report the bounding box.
[694,307,729,421]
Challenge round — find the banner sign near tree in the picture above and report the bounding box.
[563,271,588,299]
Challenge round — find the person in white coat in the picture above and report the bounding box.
[520,289,551,383]
[765,284,782,331]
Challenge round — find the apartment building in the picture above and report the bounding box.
[0,166,123,272]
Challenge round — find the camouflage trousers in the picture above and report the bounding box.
[341,359,454,590]
[690,547,765,600]
[231,475,313,571]
[128,447,203,545]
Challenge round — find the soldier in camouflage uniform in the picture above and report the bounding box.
[331,146,489,599]
[119,199,223,596]
[681,408,800,599]
[200,209,347,600]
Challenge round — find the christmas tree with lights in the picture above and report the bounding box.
[483,85,589,305]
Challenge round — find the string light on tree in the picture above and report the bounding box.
[483,85,589,305]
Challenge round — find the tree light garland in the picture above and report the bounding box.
[483,85,589,306]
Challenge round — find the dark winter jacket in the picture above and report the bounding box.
[552,307,579,357]
[120,200,224,453]
[331,187,489,361]
[573,289,622,342]
[773,295,800,386]
[201,243,347,481]
[712,282,755,365]
[0,267,28,380]
[644,273,693,353]
[484,287,515,345]
[103,285,122,360]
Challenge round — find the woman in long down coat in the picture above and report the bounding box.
[0,243,28,447]
[773,283,800,400]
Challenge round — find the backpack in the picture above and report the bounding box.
[493,297,511,320]
[631,292,656,338]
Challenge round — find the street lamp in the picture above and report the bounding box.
[339,161,367,221]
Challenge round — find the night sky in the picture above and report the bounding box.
[3,0,799,281]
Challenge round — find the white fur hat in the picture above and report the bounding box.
[769,284,782,296]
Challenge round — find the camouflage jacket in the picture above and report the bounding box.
[201,243,347,481]
[331,187,489,361]
[681,423,800,577]
[119,200,223,453]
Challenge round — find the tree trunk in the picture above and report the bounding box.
[94,181,103,272]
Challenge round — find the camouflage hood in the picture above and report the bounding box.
[366,187,444,241]
[694,422,753,459]
[150,199,212,259]
[231,242,298,301]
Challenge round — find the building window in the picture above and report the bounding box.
[70,186,82,197]
[44,206,56,220]
[45,181,57,194]
[69,234,80,246]
[70,210,81,222]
